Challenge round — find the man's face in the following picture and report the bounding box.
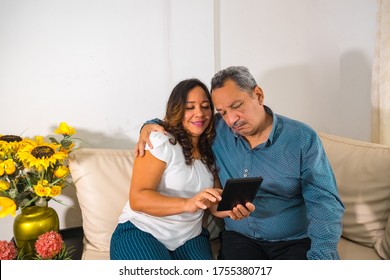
[212,80,264,137]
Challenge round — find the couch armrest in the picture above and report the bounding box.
[319,132,390,259]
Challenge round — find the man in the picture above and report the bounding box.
[136,66,345,260]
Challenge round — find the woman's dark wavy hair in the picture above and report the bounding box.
[161,78,216,176]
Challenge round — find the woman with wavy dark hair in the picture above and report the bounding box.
[110,78,222,260]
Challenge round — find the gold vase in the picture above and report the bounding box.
[13,205,59,258]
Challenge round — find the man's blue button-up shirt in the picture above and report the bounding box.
[212,106,345,260]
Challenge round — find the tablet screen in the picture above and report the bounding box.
[217,177,263,211]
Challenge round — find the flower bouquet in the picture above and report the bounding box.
[0,122,78,217]
[0,231,74,260]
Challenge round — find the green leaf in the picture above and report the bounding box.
[49,137,59,144]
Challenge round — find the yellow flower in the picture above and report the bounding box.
[0,135,23,154]
[0,180,10,191]
[0,197,17,217]
[54,166,69,178]
[55,122,76,136]
[2,159,16,175]
[17,136,67,171]
[33,180,61,198]
[34,184,50,197]
[39,179,49,187]
[1,122,78,215]
[49,185,62,197]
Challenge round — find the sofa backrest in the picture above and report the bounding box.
[318,132,390,259]
[68,148,134,256]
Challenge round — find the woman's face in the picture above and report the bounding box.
[182,86,212,139]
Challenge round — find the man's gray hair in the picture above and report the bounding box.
[210,66,258,94]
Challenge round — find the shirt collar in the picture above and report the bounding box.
[264,105,277,146]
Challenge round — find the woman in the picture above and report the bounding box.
[110,78,222,260]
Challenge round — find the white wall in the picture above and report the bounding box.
[218,0,376,140]
[0,0,376,241]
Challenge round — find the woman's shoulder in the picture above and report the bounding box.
[146,132,181,164]
[147,131,175,150]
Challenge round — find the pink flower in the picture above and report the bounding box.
[35,230,63,259]
[0,240,18,260]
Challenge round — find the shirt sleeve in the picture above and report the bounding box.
[301,130,345,260]
[145,131,173,164]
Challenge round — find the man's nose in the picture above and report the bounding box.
[225,111,238,126]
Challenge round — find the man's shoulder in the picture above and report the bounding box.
[277,114,316,133]
[275,114,319,143]
[214,113,228,129]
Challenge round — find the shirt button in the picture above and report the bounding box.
[243,174,247,177]
[244,169,248,172]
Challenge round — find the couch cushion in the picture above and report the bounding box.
[377,214,390,259]
[68,148,134,258]
[338,237,381,260]
[318,132,390,259]
[81,240,110,260]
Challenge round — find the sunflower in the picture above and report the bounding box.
[0,135,24,155]
[17,136,68,172]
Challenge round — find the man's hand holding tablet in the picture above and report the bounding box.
[217,177,263,211]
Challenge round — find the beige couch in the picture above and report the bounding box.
[68,132,390,260]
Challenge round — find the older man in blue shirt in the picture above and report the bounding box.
[137,66,344,260]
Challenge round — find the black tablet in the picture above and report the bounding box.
[217,177,263,211]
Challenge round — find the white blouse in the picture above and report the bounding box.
[118,132,214,250]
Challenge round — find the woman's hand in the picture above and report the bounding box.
[184,188,222,213]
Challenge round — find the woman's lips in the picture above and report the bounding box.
[192,121,205,127]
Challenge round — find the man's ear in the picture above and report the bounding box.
[253,86,264,105]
